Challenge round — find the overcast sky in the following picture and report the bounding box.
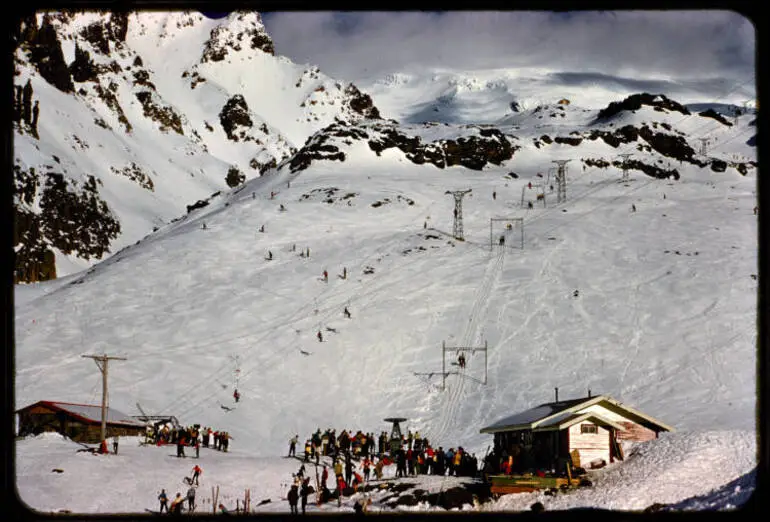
[261,11,755,99]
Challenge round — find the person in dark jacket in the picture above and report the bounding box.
[300,477,310,514]
[158,489,168,513]
[345,455,354,486]
[287,483,299,514]
[187,486,196,512]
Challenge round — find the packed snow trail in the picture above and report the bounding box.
[429,247,505,443]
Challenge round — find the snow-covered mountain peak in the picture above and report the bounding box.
[200,10,274,63]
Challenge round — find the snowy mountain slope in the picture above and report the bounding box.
[361,67,756,125]
[15,91,757,461]
[12,10,381,282]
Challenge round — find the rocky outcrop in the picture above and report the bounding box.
[595,93,690,122]
[698,108,732,126]
[20,14,74,93]
[219,95,253,142]
[344,84,381,119]
[94,83,132,133]
[110,163,155,191]
[554,136,583,146]
[135,91,184,135]
[288,132,347,173]
[69,43,99,83]
[201,12,274,63]
[368,124,517,171]
[225,166,245,187]
[14,166,121,283]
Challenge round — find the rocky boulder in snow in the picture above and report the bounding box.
[698,108,732,127]
[219,95,253,142]
[594,93,690,122]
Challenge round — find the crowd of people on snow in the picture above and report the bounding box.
[145,424,231,456]
[292,428,480,478]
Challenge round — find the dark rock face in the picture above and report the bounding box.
[554,136,583,146]
[22,15,74,93]
[110,163,154,191]
[637,126,698,164]
[69,43,99,83]
[225,166,245,187]
[80,22,111,54]
[623,158,679,180]
[368,125,517,171]
[710,159,727,172]
[344,84,381,119]
[187,199,210,213]
[595,93,690,122]
[698,108,732,126]
[14,166,120,283]
[283,121,371,173]
[135,91,184,135]
[39,173,121,259]
[94,84,132,133]
[219,95,253,142]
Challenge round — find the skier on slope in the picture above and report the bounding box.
[158,489,169,513]
[300,477,310,514]
[287,483,299,514]
[317,330,323,342]
[343,306,351,319]
[323,270,328,282]
[170,492,185,515]
[289,435,298,457]
[191,464,202,485]
[186,486,196,512]
[233,389,240,403]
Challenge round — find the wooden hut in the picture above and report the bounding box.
[16,400,147,443]
[479,393,673,491]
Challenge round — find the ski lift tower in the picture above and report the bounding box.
[384,417,407,454]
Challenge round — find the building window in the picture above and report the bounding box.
[581,424,598,434]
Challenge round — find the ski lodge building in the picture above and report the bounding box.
[15,400,146,443]
[480,393,673,471]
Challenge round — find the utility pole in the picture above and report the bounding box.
[445,189,472,241]
[552,160,571,203]
[618,154,633,182]
[82,354,127,446]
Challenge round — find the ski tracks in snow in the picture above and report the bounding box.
[431,248,504,443]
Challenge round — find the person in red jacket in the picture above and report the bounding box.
[336,475,346,506]
[321,465,329,488]
[352,471,363,492]
[191,465,202,485]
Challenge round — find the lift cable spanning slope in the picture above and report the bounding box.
[429,247,505,444]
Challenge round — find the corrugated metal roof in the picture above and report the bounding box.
[22,401,146,427]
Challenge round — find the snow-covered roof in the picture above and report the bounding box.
[479,396,598,433]
[480,395,673,434]
[533,411,626,432]
[17,401,146,428]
